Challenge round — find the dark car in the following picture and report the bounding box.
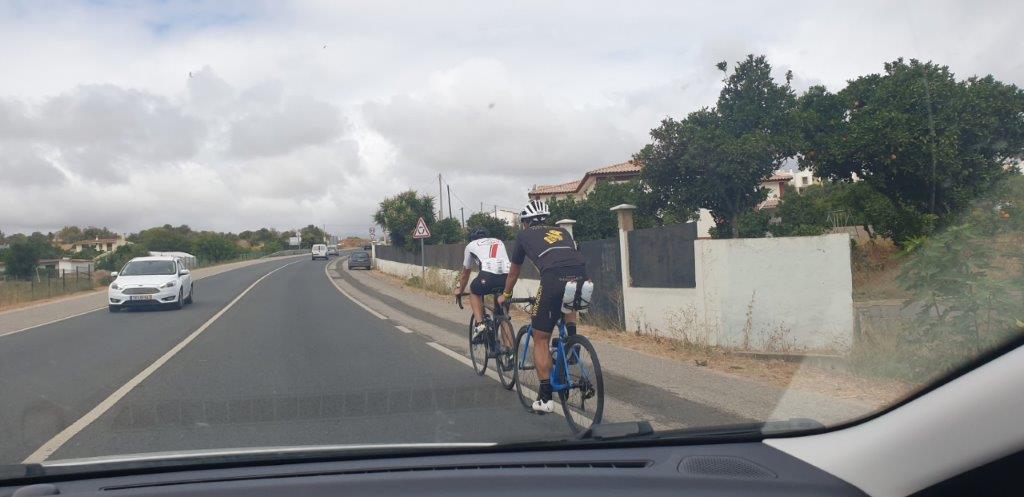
[348,251,372,270]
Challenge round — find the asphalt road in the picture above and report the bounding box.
[0,256,567,464]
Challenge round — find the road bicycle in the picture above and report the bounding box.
[456,292,516,390]
[511,296,604,433]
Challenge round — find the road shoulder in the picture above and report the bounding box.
[329,258,875,427]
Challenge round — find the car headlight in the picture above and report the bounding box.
[110,282,120,290]
[163,280,177,288]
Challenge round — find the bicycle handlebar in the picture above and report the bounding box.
[455,292,470,309]
[509,297,535,304]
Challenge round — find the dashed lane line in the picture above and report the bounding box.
[21,259,303,464]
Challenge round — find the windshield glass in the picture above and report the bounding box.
[120,261,176,276]
[0,0,1021,477]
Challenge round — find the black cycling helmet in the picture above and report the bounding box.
[469,228,489,241]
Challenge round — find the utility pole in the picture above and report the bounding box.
[460,207,465,227]
[480,201,483,213]
[447,184,453,220]
[438,174,444,219]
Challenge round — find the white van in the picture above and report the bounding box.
[311,244,328,260]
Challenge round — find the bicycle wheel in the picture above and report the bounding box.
[513,325,539,410]
[468,314,488,376]
[559,335,604,433]
[494,317,516,390]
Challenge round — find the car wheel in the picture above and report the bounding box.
[174,289,184,310]
[108,305,120,313]
[184,284,194,304]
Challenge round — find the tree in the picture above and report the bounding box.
[138,225,193,252]
[56,226,83,242]
[1,242,41,279]
[373,190,437,250]
[83,226,116,240]
[637,55,799,238]
[466,212,513,240]
[798,58,1024,242]
[548,181,657,241]
[428,218,465,245]
[76,246,101,260]
[97,244,150,272]
[299,225,326,249]
[193,232,240,262]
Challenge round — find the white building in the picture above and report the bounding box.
[490,208,519,227]
[790,168,822,192]
[57,258,95,275]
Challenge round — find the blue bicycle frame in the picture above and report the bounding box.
[518,319,592,392]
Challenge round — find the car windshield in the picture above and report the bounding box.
[120,261,177,276]
[0,0,1021,480]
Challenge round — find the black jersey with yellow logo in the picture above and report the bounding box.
[510,225,585,273]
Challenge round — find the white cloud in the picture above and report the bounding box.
[0,0,1021,235]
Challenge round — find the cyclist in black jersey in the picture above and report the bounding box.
[498,199,587,413]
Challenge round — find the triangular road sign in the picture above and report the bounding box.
[412,217,431,239]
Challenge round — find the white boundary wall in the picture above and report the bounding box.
[374,232,853,352]
[623,233,853,351]
[374,259,541,303]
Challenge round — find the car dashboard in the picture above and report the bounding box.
[3,442,865,497]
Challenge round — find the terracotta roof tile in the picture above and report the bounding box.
[767,172,793,182]
[530,180,582,195]
[587,160,641,175]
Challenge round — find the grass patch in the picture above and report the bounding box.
[404,268,457,295]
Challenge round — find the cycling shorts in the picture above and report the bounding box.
[530,265,587,333]
[470,272,507,296]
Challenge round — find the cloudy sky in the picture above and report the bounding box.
[0,0,1021,236]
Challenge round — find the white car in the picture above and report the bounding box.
[107,256,194,312]
[311,244,328,260]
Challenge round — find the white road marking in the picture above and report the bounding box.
[0,306,107,338]
[322,259,387,320]
[426,341,474,367]
[0,257,301,339]
[322,261,597,427]
[21,259,303,464]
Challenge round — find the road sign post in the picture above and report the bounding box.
[412,217,431,284]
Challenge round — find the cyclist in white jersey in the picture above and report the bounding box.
[454,228,511,335]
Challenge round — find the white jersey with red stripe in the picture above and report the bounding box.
[463,238,511,274]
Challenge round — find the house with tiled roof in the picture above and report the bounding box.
[529,160,796,208]
[528,161,642,202]
[527,160,812,238]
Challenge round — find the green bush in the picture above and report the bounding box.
[1,242,40,279]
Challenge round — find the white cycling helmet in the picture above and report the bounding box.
[520,199,550,222]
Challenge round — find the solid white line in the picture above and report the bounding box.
[0,257,301,340]
[426,341,474,367]
[322,260,387,320]
[21,259,303,464]
[395,325,414,334]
